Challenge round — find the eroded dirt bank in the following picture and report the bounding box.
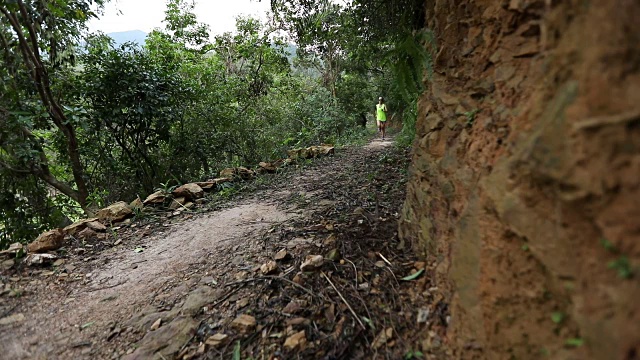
[400,0,640,359]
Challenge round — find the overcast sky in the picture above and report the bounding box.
[87,0,271,35]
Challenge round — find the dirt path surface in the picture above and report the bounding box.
[0,137,447,359]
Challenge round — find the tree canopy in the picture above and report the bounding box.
[0,0,431,247]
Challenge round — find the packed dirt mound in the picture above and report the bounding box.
[0,137,447,359]
[401,0,640,359]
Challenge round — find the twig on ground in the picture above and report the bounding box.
[378,253,392,266]
[345,258,359,288]
[224,275,322,300]
[322,271,366,330]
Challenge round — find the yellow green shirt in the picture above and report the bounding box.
[376,104,387,121]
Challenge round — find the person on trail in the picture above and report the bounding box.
[376,97,388,140]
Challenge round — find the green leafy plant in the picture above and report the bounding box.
[600,238,617,252]
[608,256,633,279]
[565,338,584,347]
[551,312,565,324]
[404,350,424,359]
[232,341,241,360]
[465,109,479,128]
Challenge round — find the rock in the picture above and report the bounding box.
[417,308,430,324]
[143,191,166,206]
[168,197,186,210]
[86,221,107,232]
[258,162,277,173]
[63,218,98,237]
[219,168,235,178]
[24,253,58,266]
[77,227,98,241]
[0,313,25,325]
[1,259,15,271]
[287,146,334,160]
[236,298,249,308]
[181,287,219,316]
[0,242,24,256]
[220,167,254,180]
[53,259,65,267]
[150,318,161,331]
[194,181,215,191]
[260,261,278,275]
[122,316,198,360]
[211,177,233,185]
[172,183,204,200]
[300,255,324,271]
[97,202,133,223]
[205,333,229,347]
[27,229,65,253]
[231,314,256,333]
[130,198,144,211]
[292,273,304,285]
[284,330,306,350]
[274,249,291,261]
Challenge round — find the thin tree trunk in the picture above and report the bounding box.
[0,3,89,209]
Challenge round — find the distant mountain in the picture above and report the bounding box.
[107,30,147,47]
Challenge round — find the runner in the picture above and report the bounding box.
[376,97,388,140]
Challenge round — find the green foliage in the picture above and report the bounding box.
[404,350,424,359]
[551,312,565,324]
[607,256,633,279]
[565,338,584,347]
[600,238,616,252]
[0,0,414,247]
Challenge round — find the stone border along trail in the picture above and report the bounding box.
[0,136,449,359]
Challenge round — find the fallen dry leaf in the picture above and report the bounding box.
[150,318,161,331]
[300,255,324,271]
[372,327,394,349]
[284,330,306,350]
[282,299,307,314]
[232,314,256,333]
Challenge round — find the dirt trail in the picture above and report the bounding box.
[0,136,439,360]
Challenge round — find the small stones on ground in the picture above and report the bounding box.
[25,253,58,266]
[260,260,278,275]
[274,249,291,261]
[1,259,15,271]
[300,255,324,271]
[0,313,25,325]
[205,333,229,347]
[87,221,107,232]
[150,318,162,331]
[231,314,256,333]
[53,259,65,267]
[417,308,430,323]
